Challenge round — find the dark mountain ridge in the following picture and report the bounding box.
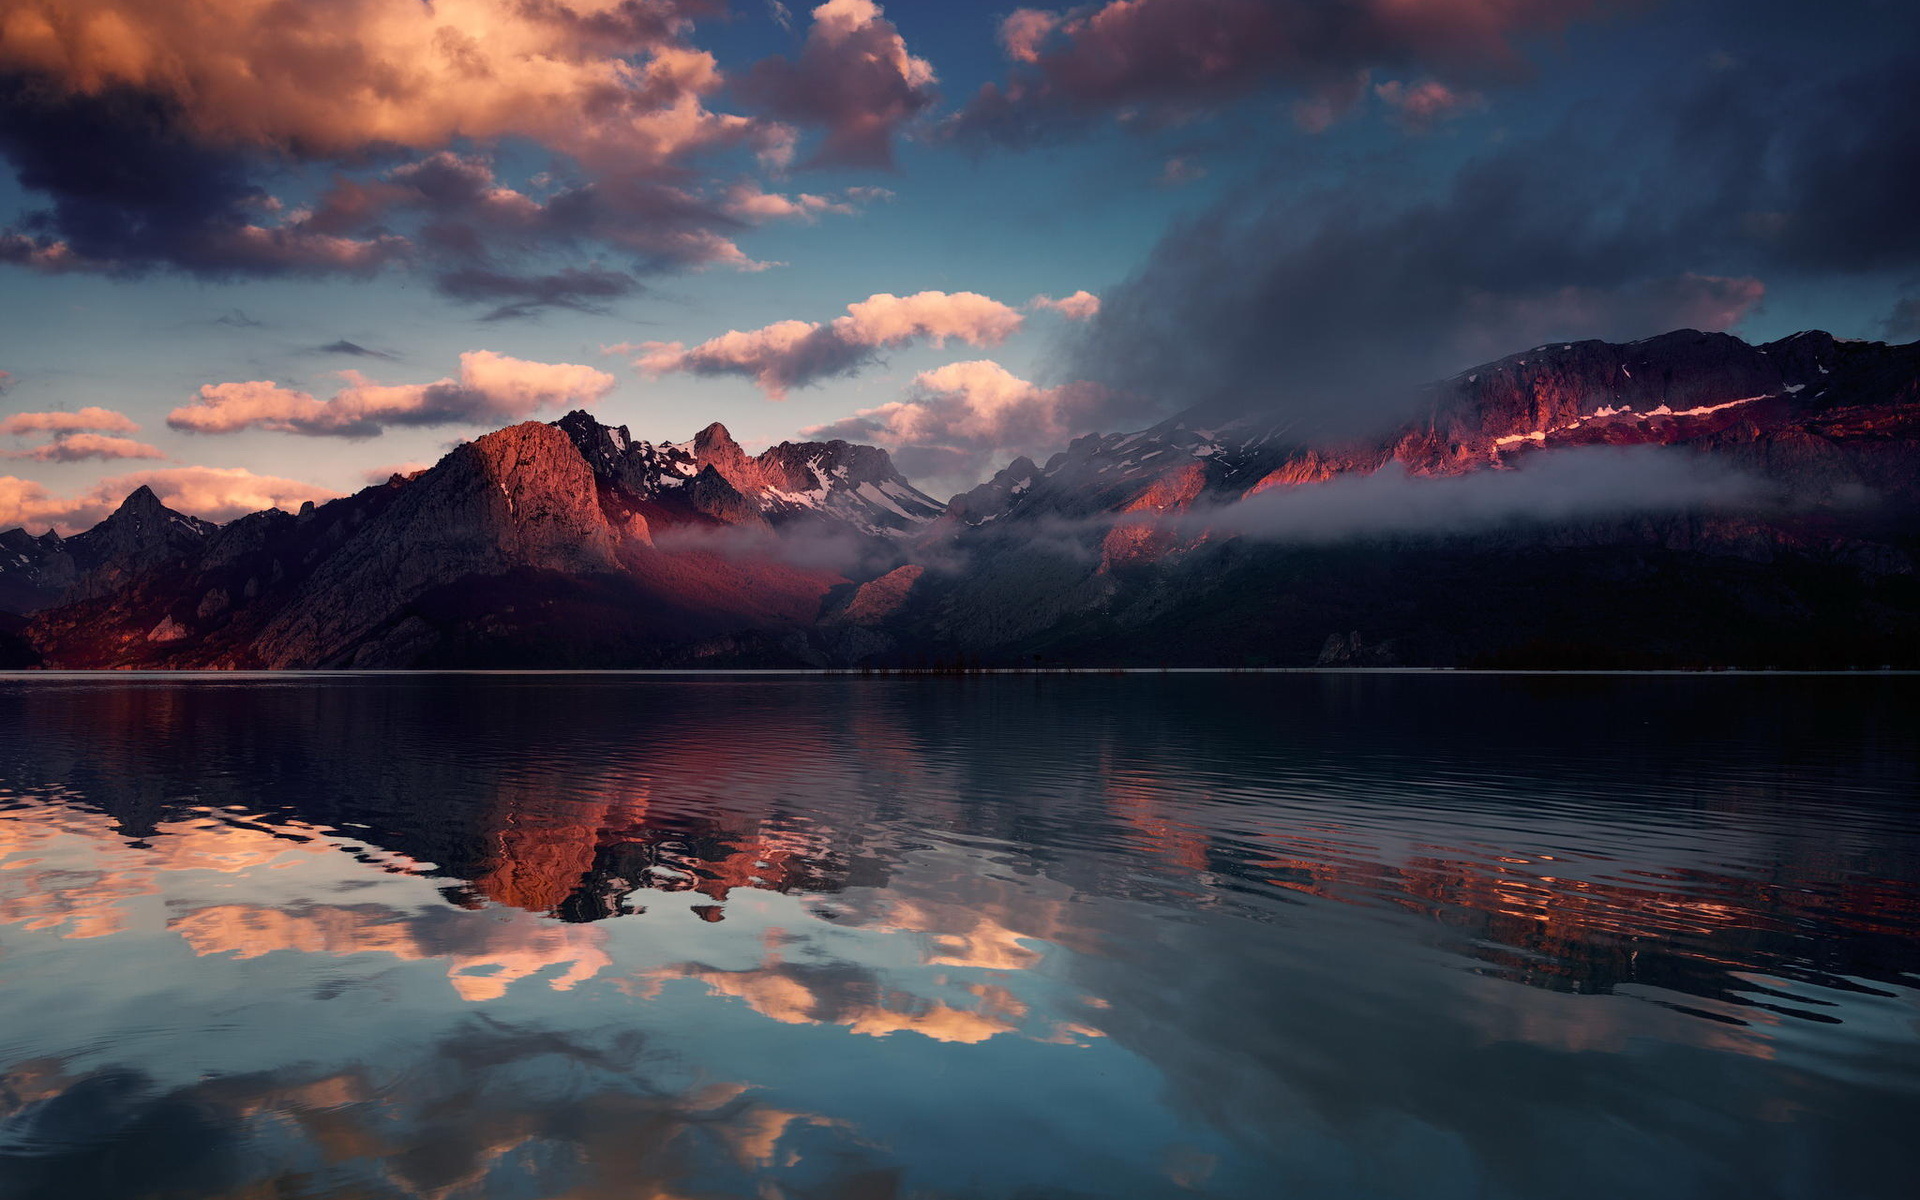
[4,328,1916,669]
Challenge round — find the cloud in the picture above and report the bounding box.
[1,407,139,436]
[1179,446,1768,543]
[315,341,397,360]
[720,181,858,222]
[3,433,165,463]
[433,266,641,322]
[0,370,11,393]
[1064,47,1920,439]
[1158,156,1207,186]
[1,467,339,533]
[0,1,752,171]
[0,3,936,302]
[364,462,433,485]
[1887,296,1920,343]
[737,0,938,168]
[768,1,796,33]
[0,5,823,297]
[636,290,1027,397]
[951,0,1622,146]
[1374,79,1485,133]
[3,408,162,463]
[1029,290,1101,320]
[168,352,616,438]
[296,152,781,308]
[803,360,1111,486]
[0,76,405,279]
[1071,156,1770,438]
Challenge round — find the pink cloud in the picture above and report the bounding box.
[1029,290,1102,320]
[1,407,140,436]
[168,352,617,438]
[738,0,938,168]
[1374,78,1485,132]
[840,290,1026,344]
[803,359,1109,486]
[3,434,165,463]
[1001,9,1064,63]
[1,467,340,534]
[721,181,858,222]
[637,291,1028,398]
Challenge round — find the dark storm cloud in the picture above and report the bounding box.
[0,75,400,277]
[1887,297,1920,344]
[950,0,1629,147]
[1066,46,1920,437]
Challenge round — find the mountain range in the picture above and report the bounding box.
[3,328,1916,670]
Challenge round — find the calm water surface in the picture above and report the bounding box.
[0,674,1917,1200]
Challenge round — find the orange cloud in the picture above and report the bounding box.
[0,0,772,172]
[169,351,616,437]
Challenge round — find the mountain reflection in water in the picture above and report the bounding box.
[1,674,1917,1200]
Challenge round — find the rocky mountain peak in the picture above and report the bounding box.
[694,421,740,454]
[118,484,165,513]
[691,421,763,491]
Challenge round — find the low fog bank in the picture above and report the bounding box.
[651,520,904,576]
[651,447,1816,585]
[1174,446,1773,544]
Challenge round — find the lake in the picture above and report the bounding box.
[1,673,1916,1200]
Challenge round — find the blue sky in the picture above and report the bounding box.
[1,0,1914,527]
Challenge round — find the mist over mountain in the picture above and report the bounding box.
[2,327,1915,671]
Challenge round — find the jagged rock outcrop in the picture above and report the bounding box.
[553,410,943,536]
[0,486,215,611]
[17,414,941,669]
[251,421,623,666]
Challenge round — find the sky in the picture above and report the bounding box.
[1,0,1915,531]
